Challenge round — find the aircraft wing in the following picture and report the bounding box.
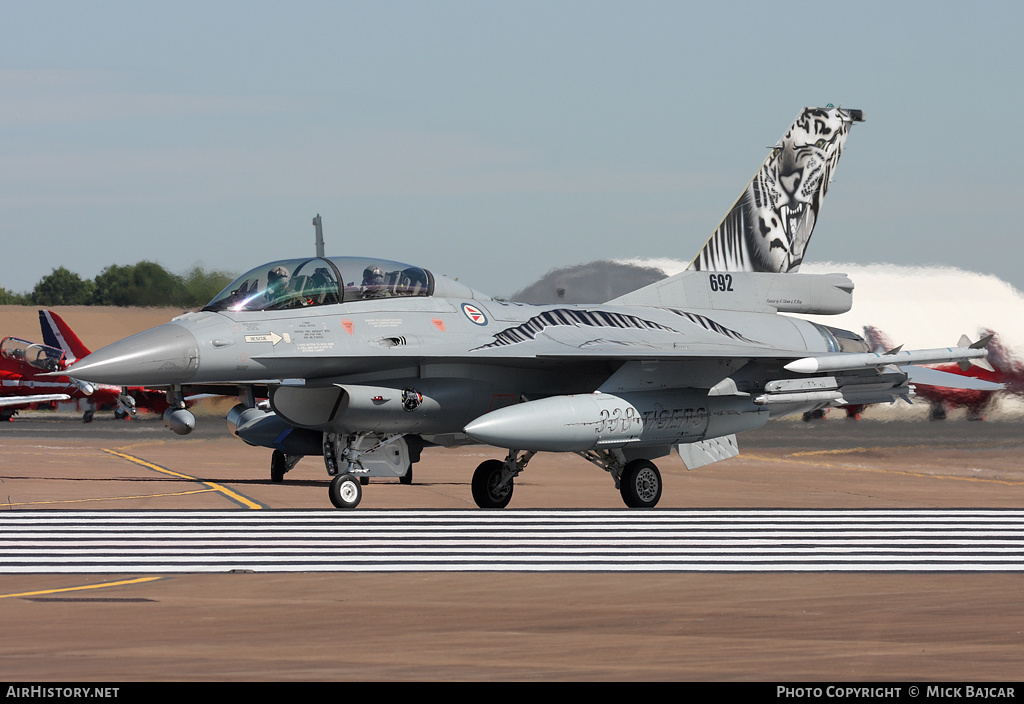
[0,393,71,408]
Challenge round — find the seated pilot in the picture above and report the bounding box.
[264,265,291,306]
[360,265,390,299]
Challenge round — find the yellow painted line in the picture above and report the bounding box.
[103,449,264,510]
[740,450,1024,488]
[2,488,218,508]
[0,577,162,599]
[788,442,997,458]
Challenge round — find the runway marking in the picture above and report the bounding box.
[2,488,219,508]
[788,441,1000,456]
[0,577,162,599]
[3,509,1024,573]
[103,449,265,510]
[742,448,1024,487]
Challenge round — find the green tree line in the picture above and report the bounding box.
[0,262,234,308]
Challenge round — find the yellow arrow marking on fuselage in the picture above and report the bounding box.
[244,332,284,345]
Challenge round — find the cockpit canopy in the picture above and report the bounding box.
[1,337,66,372]
[204,257,434,312]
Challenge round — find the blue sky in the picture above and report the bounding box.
[3,1,1022,299]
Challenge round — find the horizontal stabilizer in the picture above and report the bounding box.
[904,366,1004,391]
[676,434,740,470]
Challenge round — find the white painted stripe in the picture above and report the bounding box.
[2,509,1023,573]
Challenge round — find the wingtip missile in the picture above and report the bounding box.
[785,337,991,375]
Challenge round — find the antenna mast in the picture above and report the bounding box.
[313,214,324,258]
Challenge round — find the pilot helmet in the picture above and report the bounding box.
[268,265,290,286]
[363,265,384,285]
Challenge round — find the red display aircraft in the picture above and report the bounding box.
[848,326,1022,420]
[1,331,159,423]
[34,310,172,422]
[0,336,73,420]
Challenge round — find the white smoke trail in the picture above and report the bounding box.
[801,263,1024,420]
[799,263,1024,353]
[619,259,1024,419]
[621,257,1024,351]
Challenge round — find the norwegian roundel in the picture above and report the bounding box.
[461,303,488,326]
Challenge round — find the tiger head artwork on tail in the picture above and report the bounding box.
[689,106,865,274]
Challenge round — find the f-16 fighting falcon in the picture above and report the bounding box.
[61,106,1002,510]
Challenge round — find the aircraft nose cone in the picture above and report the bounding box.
[64,323,200,387]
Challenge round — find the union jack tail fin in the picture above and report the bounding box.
[38,310,91,363]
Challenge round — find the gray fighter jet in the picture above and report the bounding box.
[62,106,1001,510]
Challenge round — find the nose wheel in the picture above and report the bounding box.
[328,473,363,509]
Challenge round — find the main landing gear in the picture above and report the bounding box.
[270,450,303,482]
[471,451,535,509]
[470,448,664,509]
[316,433,665,510]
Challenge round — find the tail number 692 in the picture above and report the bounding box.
[709,273,734,292]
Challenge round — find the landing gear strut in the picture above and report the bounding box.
[323,432,413,508]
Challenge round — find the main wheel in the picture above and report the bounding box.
[400,465,413,485]
[270,450,288,483]
[328,473,363,509]
[620,459,662,508]
[472,459,513,509]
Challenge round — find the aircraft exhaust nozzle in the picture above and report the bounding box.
[62,323,200,387]
[163,408,196,435]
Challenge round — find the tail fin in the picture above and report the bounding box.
[689,106,864,274]
[978,328,1014,374]
[862,325,896,352]
[38,310,91,363]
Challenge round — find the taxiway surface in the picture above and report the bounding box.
[2,411,1024,681]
